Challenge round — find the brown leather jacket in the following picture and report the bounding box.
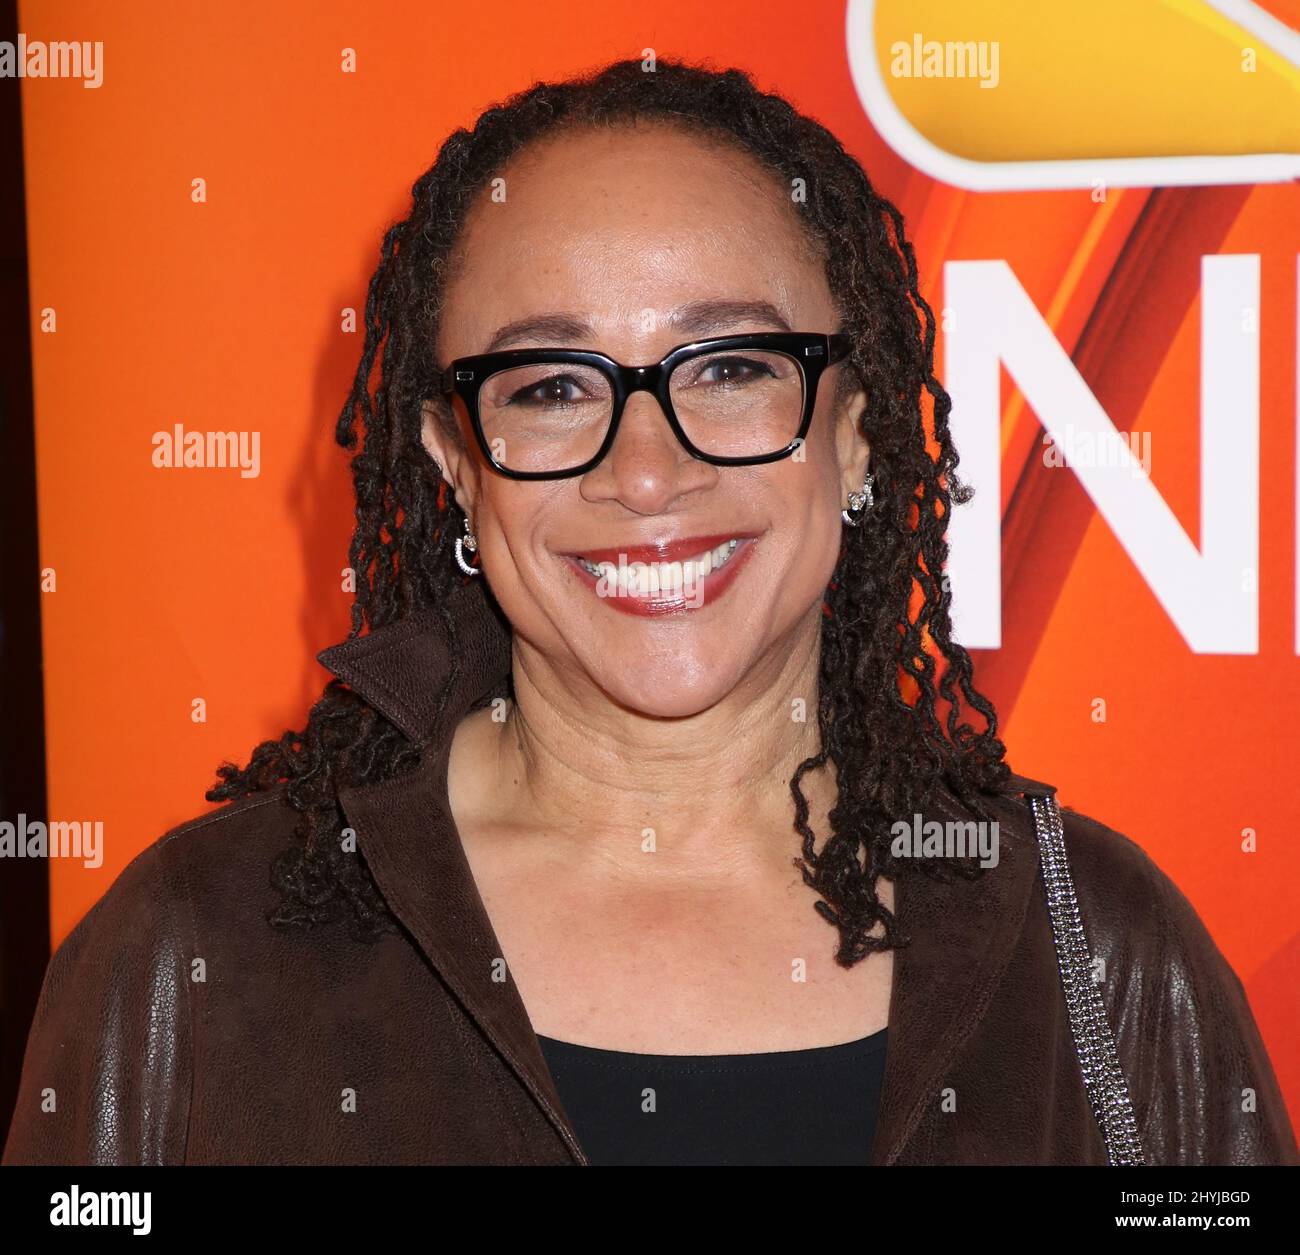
[4,582,1297,1165]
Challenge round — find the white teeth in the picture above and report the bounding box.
[576,538,742,595]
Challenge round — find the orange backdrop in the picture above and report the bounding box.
[19,0,1300,1130]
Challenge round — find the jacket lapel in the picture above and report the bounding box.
[868,781,1040,1164]
[319,582,589,1164]
[318,583,1042,1167]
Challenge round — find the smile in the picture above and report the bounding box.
[575,537,740,595]
[559,533,759,615]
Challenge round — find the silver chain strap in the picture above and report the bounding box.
[1029,793,1147,1166]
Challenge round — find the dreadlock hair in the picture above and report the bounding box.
[209,55,1011,962]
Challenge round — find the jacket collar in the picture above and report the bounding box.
[318,583,1047,1166]
[317,580,513,743]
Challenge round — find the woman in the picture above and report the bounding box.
[4,57,1296,1167]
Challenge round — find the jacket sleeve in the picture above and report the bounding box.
[1125,835,1298,1165]
[2,834,195,1165]
[1059,806,1298,1166]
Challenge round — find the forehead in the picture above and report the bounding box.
[437,122,833,355]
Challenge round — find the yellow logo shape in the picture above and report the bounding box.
[847,0,1300,188]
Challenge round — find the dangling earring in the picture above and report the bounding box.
[841,471,875,527]
[454,515,481,576]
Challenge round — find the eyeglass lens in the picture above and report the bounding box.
[476,348,807,473]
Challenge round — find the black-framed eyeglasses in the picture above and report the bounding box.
[438,331,851,480]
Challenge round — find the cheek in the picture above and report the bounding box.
[474,484,565,579]
[784,439,845,528]
[761,463,845,587]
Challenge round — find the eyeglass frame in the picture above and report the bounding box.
[437,331,852,481]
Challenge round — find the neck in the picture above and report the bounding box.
[455,605,838,885]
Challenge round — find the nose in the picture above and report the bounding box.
[579,389,716,513]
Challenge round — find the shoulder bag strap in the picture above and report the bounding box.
[1027,791,1147,1166]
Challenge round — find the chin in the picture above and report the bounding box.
[605,682,736,721]
[585,645,746,720]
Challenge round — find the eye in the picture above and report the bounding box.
[688,355,778,387]
[505,373,590,408]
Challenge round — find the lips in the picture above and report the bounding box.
[558,532,760,616]
[563,532,758,565]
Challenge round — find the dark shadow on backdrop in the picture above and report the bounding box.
[0,0,51,1143]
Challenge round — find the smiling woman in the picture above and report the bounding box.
[4,56,1296,1168]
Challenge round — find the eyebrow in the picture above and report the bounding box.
[480,299,794,354]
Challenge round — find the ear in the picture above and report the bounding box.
[834,380,872,506]
[420,398,478,519]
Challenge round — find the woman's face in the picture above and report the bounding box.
[424,122,870,718]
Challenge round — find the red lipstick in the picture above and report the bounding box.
[565,532,753,566]
[559,533,759,617]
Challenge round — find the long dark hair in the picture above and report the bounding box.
[209,56,1010,961]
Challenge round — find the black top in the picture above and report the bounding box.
[537,1027,888,1165]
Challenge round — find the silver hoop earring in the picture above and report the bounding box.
[454,516,481,576]
[841,471,875,528]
